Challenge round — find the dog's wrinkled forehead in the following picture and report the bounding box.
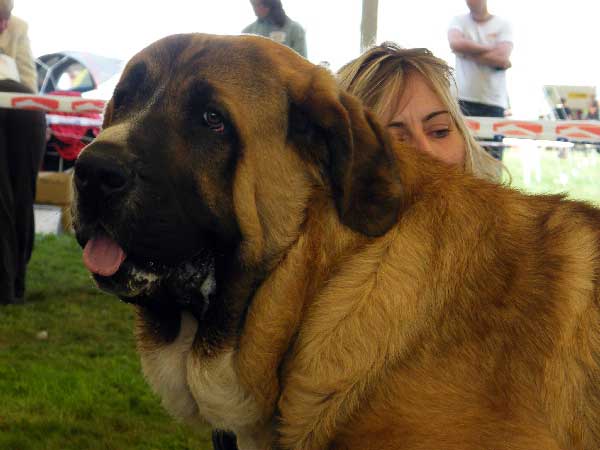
[128,35,260,83]
[118,34,310,110]
[107,33,318,142]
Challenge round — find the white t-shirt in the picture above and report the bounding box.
[449,14,513,109]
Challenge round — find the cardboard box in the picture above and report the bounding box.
[35,170,74,234]
[61,204,73,232]
[35,170,74,206]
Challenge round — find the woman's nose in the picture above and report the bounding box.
[412,131,433,155]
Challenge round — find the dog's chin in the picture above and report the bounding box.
[93,259,163,300]
[90,244,217,317]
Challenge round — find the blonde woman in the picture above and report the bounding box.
[337,42,504,182]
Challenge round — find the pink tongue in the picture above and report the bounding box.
[83,235,127,277]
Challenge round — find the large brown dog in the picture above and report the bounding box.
[72,33,600,450]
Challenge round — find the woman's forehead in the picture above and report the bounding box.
[389,72,447,121]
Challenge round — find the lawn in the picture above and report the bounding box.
[502,144,600,206]
[0,234,212,450]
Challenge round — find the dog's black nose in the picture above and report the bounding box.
[74,150,131,200]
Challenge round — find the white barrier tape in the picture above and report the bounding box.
[466,117,600,144]
[0,91,105,114]
[480,139,575,148]
[46,114,103,127]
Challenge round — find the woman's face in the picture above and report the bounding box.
[383,72,466,167]
[250,0,270,18]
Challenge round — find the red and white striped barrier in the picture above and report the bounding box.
[1,91,600,143]
[465,117,600,144]
[0,92,106,114]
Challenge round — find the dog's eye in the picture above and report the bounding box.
[203,110,225,133]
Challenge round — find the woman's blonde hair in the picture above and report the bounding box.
[337,42,506,182]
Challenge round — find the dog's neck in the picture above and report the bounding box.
[234,187,385,420]
[234,148,445,425]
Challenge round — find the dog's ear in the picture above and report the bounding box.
[289,69,403,237]
[102,98,114,128]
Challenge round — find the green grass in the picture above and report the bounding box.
[0,234,212,450]
[503,145,600,206]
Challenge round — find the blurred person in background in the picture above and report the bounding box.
[448,0,513,160]
[0,0,46,304]
[0,0,35,92]
[242,0,307,58]
[554,97,572,120]
[586,97,599,120]
[337,42,504,182]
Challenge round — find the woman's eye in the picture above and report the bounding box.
[430,128,450,139]
[203,110,225,133]
[389,128,408,143]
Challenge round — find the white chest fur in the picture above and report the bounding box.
[139,312,264,449]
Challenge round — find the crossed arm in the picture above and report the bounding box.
[448,29,513,70]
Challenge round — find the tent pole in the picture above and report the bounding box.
[360,0,379,53]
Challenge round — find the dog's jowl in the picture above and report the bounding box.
[72,33,600,450]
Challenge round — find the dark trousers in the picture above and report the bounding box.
[459,100,505,161]
[0,80,46,303]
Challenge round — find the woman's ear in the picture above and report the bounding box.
[289,68,403,237]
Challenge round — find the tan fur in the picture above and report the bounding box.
[91,34,600,450]
[238,176,600,450]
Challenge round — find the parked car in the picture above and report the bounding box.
[36,51,122,95]
[35,51,123,170]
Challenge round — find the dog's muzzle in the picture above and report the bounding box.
[73,142,217,312]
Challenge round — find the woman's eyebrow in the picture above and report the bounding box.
[423,110,450,122]
[387,110,450,129]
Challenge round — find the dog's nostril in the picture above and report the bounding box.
[99,167,128,192]
[74,155,131,199]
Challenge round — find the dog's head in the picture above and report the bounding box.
[72,33,402,332]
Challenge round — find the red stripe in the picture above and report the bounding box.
[11,96,60,111]
[465,119,480,131]
[556,124,600,137]
[493,121,543,133]
[71,100,106,112]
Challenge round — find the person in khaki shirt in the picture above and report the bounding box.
[0,0,45,304]
[0,0,36,93]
